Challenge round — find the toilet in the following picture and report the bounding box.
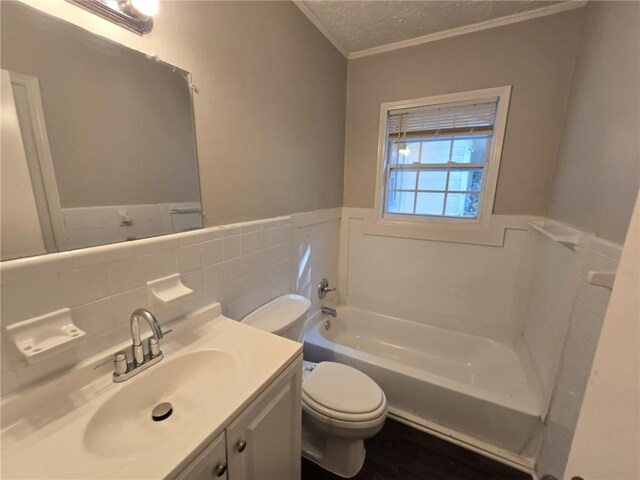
[242,294,388,478]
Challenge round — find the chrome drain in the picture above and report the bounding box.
[151,402,173,422]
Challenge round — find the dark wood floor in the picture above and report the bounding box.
[302,419,532,480]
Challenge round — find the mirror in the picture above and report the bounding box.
[0,2,202,261]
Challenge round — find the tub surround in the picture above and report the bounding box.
[535,235,622,477]
[338,209,620,365]
[338,209,536,341]
[520,224,622,416]
[335,207,622,470]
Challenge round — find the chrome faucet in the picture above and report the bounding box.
[91,308,168,382]
[105,309,165,382]
[321,306,337,317]
[130,308,163,365]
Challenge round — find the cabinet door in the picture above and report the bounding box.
[226,358,302,480]
[174,431,228,480]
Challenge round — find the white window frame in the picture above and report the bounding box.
[372,86,511,229]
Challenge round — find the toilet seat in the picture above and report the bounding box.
[302,362,387,424]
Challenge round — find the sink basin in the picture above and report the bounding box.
[84,349,237,458]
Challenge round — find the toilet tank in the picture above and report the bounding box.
[242,294,311,342]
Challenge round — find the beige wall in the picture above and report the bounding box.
[547,1,640,244]
[1,1,200,208]
[343,9,584,215]
[7,0,347,225]
[192,1,347,226]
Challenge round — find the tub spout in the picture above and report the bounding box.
[321,306,337,317]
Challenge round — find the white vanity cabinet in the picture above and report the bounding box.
[226,358,302,480]
[174,357,302,480]
[175,432,228,480]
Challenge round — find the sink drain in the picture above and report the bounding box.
[152,402,173,422]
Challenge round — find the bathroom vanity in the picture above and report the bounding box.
[0,303,302,479]
[176,364,301,480]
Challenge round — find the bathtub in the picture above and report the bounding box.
[303,306,543,464]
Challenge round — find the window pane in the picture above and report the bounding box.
[448,168,483,191]
[389,169,417,190]
[451,137,489,164]
[451,139,473,163]
[387,191,415,214]
[388,142,399,165]
[395,142,420,164]
[415,193,444,215]
[421,139,451,164]
[445,193,480,217]
[418,170,447,191]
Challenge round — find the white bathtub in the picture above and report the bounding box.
[303,306,543,462]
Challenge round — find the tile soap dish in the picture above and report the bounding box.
[147,273,194,309]
[6,308,86,364]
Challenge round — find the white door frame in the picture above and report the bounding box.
[8,71,67,251]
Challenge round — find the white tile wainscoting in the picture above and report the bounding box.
[292,209,341,323]
[61,202,203,250]
[0,208,342,397]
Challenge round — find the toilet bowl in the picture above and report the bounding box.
[242,294,388,478]
[301,360,387,477]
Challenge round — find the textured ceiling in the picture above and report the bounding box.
[301,0,563,54]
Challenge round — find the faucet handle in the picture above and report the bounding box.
[318,278,336,299]
[114,351,128,376]
[148,337,161,358]
[92,350,128,370]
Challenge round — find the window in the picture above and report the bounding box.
[375,87,510,225]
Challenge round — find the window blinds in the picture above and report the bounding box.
[388,100,498,139]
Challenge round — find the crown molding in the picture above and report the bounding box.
[348,1,587,59]
[295,0,586,60]
[292,0,348,58]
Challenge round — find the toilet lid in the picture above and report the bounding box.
[302,362,384,415]
[242,294,310,334]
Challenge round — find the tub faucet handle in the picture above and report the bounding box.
[318,278,336,299]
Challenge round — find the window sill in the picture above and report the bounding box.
[355,210,537,247]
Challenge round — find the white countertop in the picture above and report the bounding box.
[0,303,302,479]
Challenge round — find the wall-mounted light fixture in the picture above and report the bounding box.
[67,0,159,35]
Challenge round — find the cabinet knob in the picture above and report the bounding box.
[236,440,247,453]
[213,462,227,477]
